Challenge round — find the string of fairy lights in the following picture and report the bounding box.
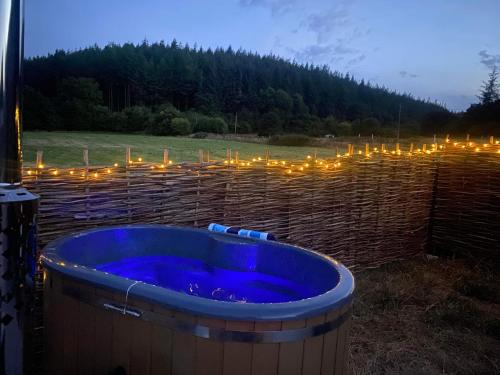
[23,136,500,178]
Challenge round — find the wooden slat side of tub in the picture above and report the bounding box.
[338,304,353,375]
[129,299,153,375]
[251,321,281,375]
[278,319,306,375]
[94,286,114,374]
[44,271,353,375]
[44,271,64,375]
[302,314,326,375]
[110,291,133,374]
[223,321,255,375]
[62,278,80,375]
[172,311,197,375]
[195,317,226,375]
[321,309,341,375]
[151,305,174,375]
[76,284,96,375]
[334,303,352,375]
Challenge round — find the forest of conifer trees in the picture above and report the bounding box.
[24,40,495,137]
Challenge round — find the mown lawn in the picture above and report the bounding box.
[23,131,331,167]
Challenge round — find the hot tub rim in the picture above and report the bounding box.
[42,225,355,321]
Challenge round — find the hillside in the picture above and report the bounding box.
[24,41,446,136]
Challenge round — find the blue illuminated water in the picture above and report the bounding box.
[96,255,317,303]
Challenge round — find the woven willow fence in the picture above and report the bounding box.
[23,141,500,270]
[431,148,500,260]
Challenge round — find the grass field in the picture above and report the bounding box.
[24,131,335,167]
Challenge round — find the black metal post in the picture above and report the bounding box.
[0,1,40,374]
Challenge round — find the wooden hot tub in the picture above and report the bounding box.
[42,225,354,375]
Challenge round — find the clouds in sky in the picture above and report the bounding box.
[234,1,500,110]
[240,0,369,70]
[399,71,419,79]
[238,0,298,16]
[478,50,500,70]
[306,6,351,44]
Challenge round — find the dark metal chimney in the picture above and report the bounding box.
[0,1,40,374]
[0,0,23,184]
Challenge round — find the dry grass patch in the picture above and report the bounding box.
[350,257,500,375]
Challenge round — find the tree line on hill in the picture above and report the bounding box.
[421,67,500,136]
[22,40,497,137]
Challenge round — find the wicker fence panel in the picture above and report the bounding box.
[23,145,500,270]
[431,149,500,259]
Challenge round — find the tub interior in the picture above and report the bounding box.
[54,227,340,303]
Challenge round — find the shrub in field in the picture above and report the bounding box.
[123,106,153,132]
[335,121,353,136]
[23,86,61,130]
[171,117,192,135]
[194,116,228,134]
[352,117,381,136]
[268,134,311,147]
[191,132,208,139]
[236,121,253,134]
[378,127,397,137]
[258,111,283,135]
[148,104,181,135]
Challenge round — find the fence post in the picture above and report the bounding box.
[126,147,131,165]
[125,148,132,223]
[410,143,414,153]
[83,149,90,221]
[36,151,43,168]
[365,143,369,156]
[198,149,204,165]
[422,144,426,153]
[490,136,494,145]
[163,149,169,165]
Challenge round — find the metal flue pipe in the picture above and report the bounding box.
[0,1,40,374]
[0,0,23,184]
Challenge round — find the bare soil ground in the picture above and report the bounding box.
[350,257,500,375]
